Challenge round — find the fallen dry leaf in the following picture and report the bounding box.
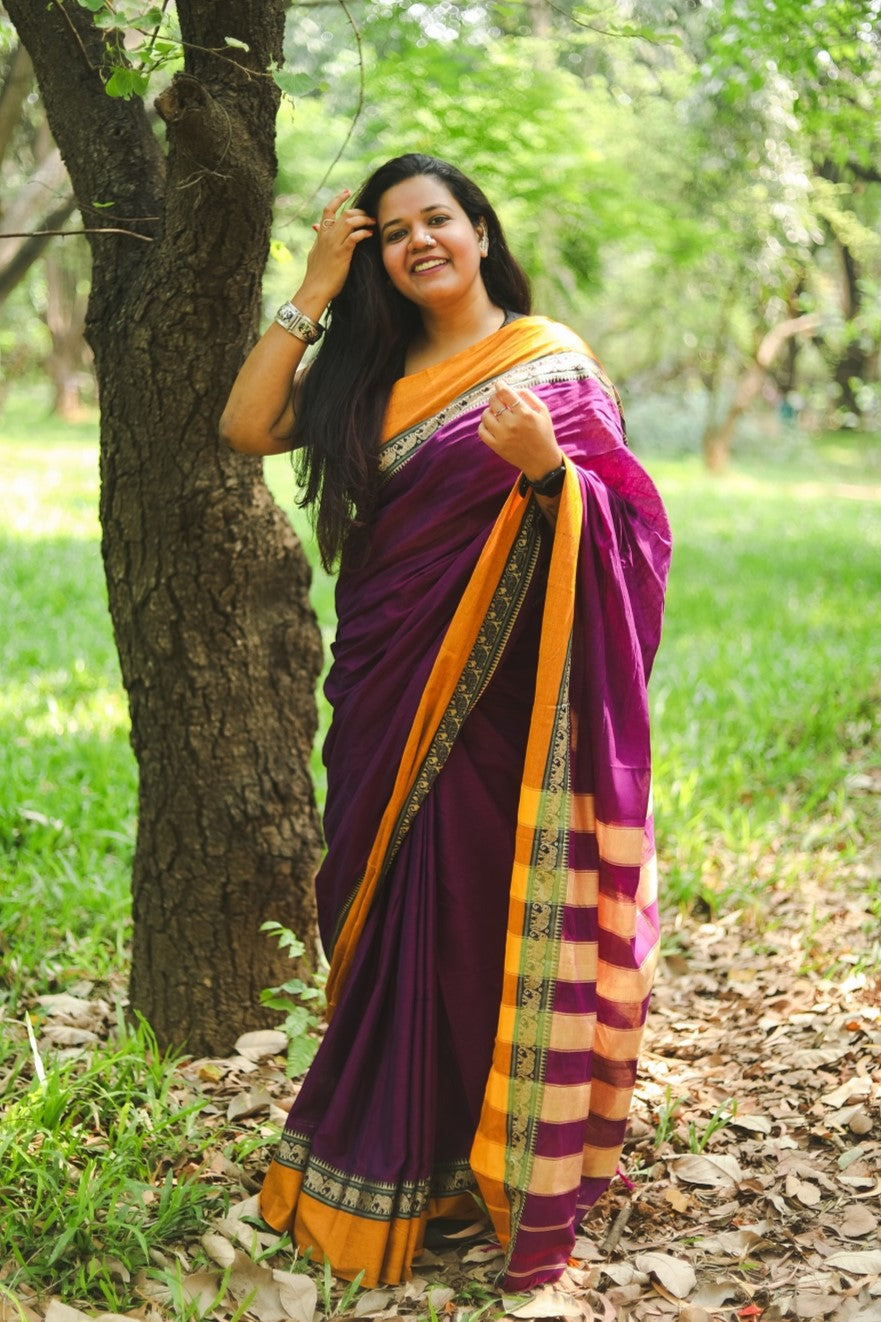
[227,1086,273,1121]
[729,1114,773,1135]
[234,1029,289,1060]
[839,1204,879,1239]
[272,1269,318,1322]
[663,1186,691,1211]
[43,1304,93,1322]
[426,1286,455,1312]
[180,1270,223,1312]
[0,1299,40,1322]
[201,1231,237,1269]
[785,1174,822,1207]
[825,1249,881,1275]
[353,1288,395,1317]
[634,1252,696,1300]
[820,1078,873,1108]
[693,1279,746,1308]
[793,1290,838,1319]
[668,1152,742,1186]
[507,1284,587,1318]
[39,1025,100,1047]
[461,1241,503,1264]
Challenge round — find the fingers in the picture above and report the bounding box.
[479,383,561,477]
[314,209,375,248]
[485,385,539,422]
[316,190,375,240]
[320,189,351,222]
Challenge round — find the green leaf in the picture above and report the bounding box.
[286,1035,318,1079]
[224,36,251,51]
[259,992,298,1012]
[281,1006,310,1037]
[272,69,316,99]
[104,67,149,100]
[75,0,107,11]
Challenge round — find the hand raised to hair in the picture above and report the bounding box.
[300,189,376,306]
[478,385,564,484]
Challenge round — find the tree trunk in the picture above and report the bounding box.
[701,314,818,470]
[833,240,875,418]
[44,243,90,418]
[0,129,76,306]
[0,42,33,168]
[6,0,324,1053]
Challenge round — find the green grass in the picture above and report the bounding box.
[648,454,881,911]
[1,389,880,1310]
[1,1018,224,1310]
[0,407,136,1022]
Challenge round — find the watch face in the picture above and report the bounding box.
[535,467,565,496]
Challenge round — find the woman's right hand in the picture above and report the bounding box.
[300,189,376,306]
[220,191,373,456]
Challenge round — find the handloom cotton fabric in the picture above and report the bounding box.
[259,316,672,1291]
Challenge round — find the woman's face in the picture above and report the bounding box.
[376,175,486,311]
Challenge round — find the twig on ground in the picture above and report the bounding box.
[600,1201,632,1254]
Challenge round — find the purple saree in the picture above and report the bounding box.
[259,316,671,1291]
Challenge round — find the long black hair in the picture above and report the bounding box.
[292,153,532,569]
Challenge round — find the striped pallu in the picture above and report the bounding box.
[469,462,661,1285]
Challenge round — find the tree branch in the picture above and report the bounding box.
[0,196,78,304]
[286,0,365,223]
[3,0,165,299]
[157,1,285,238]
[0,225,153,242]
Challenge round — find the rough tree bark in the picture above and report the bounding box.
[5,0,324,1053]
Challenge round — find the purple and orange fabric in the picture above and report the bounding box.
[259,316,671,1289]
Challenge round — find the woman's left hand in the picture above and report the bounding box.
[478,385,564,484]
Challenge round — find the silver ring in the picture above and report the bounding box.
[491,405,509,418]
[321,218,335,229]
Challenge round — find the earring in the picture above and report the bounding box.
[478,230,489,257]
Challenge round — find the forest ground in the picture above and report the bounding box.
[1,401,879,1322]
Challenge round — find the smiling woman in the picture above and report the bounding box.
[220,153,671,1293]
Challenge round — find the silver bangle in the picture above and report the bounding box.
[275,301,324,344]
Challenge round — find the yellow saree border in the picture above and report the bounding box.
[469,460,583,1254]
[260,1159,476,1285]
[381,317,591,443]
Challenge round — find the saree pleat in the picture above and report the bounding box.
[259,317,671,1290]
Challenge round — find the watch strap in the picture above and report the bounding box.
[518,461,566,498]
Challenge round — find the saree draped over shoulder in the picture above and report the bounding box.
[259,316,672,1291]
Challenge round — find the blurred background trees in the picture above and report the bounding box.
[2,0,878,459]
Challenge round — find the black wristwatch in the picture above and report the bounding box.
[519,462,566,498]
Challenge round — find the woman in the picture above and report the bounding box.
[221,154,671,1293]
